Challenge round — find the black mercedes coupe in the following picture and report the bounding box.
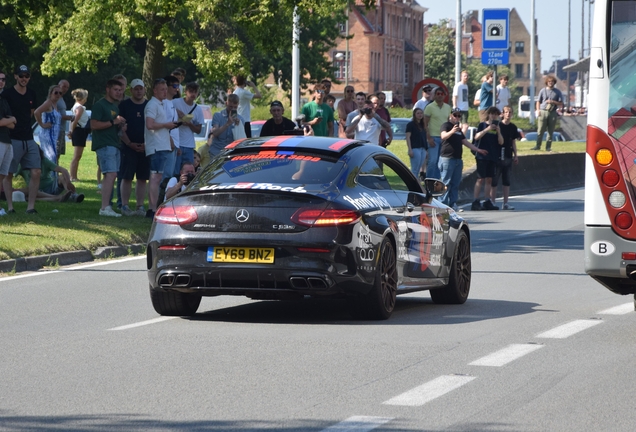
[147,136,472,320]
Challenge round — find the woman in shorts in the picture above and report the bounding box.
[68,88,89,181]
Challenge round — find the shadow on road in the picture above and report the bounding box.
[187,296,541,326]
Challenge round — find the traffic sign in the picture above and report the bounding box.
[481,50,509,66]
[482,9,509,50]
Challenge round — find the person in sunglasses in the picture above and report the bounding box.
[439,108,487,211]
[34,85,63,164]
[2,65,41,214]
[301,84,334,137]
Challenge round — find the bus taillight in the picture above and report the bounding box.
[602,169,620,187]
[615,212,633,230]
[609,191,626,208]
[596,148,613,165]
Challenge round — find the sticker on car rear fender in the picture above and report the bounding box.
[590,241,615,256]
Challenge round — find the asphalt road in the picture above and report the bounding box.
[2,188,635,432]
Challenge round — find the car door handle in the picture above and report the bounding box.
[406,202,415,212]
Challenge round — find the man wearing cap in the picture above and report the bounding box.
[1,65,40,214]
[260,101,296,136]
[413,85,433,112]
[118,78,149,216]
[439,108,487,210]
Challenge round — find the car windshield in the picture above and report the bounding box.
[195,151,346,187]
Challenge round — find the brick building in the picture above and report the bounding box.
[328,0,427,106]
[461,8,542,95]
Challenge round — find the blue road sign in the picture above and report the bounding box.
[481,50,509,66]
[482,9,509,50]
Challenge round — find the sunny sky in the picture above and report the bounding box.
[420,0,593,72]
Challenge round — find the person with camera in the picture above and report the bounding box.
[344,99,391,146]
[439,108,488,211]
[471,106,503,211]
[164,162,196,201]
[533,74,563,151]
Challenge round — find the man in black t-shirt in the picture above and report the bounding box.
[0,69,18,214]
[118,79,149,216]
[260,101,297,137]
[438,108,487,210]
[2,65,40,214]
[491,105,521,210]
[471,106,503,211]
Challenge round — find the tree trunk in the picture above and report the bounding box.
[142,22,166,95]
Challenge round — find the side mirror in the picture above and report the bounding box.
[424,179,446,197]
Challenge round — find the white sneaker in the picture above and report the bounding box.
[0,208,6,216]
[99,205,122,217]
[503,203,515,210]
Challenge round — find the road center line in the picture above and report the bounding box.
[108,316,178,331]
[382,375,475,407]
[320,416,393,432]
[597,303,633,315]
[469,343,544,367]
[536,319,603,339]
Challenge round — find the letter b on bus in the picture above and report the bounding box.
[591,241,615,256]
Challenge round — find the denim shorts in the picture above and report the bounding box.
[95,145,121,174]
[149,150,171,174]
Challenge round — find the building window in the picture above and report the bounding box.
[515,41,525,53]
[515,64,524,79]
[333,51,351,80]
[404,63,409,86]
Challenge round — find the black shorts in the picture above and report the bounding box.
[72,127,89,147]
[476,159,496,179]
[491,158,513,187]
[119,145,150,181]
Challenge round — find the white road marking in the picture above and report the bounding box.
[321,416,393,432]
[536,319,603,339]
[108,316,178,331]
[598,303,633,315]
[383,375,475,407]
[0,256,145,283]
[469,343,544,367]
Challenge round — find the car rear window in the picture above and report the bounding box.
[197,150,345,185]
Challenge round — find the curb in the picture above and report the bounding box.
[0,244,146,274]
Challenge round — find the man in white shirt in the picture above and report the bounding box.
[233,75,261,137]
[172,82,204,167]
[413,85,433,112]
[496,75,511,112]
[165,162,196,201]
[345,100,391,145]
[452,70,470,133]
[145,78,177,217]
[162,75,180,182]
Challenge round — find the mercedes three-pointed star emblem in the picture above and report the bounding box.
[236,209,250,223]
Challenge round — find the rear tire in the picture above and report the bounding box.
[430,230,471,304]
[348,237,398,320]
[149,285,202,316]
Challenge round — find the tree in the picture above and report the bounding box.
[1,0,374,97]
[424,20,456,92]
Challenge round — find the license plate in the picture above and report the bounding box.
[208,247,275,264]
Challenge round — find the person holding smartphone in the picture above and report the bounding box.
[471,106,503,211]
[210,93,243,157]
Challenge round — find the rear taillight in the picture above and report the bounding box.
[616,212,633,230]
[601,169,619,187]
[155,205,198,225]
[291,208,361,227]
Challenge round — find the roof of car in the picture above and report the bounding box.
[225,136,365,155]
